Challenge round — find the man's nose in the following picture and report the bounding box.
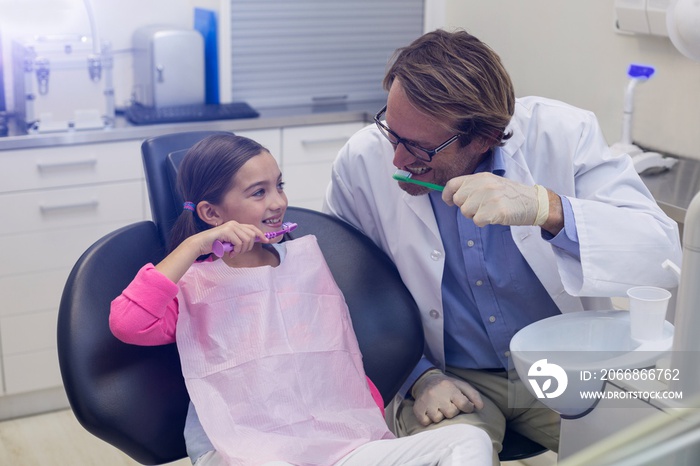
[392,142,417,168]
[269,190,287,209]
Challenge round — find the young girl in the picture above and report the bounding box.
[109,134,491,466]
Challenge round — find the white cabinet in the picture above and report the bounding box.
[0,140,147,396]
[281,122,364,210]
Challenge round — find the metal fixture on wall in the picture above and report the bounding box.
[11,0,114,132]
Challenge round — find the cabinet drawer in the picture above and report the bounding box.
[0,140,143,194]
[0,268,68,318]
[3,348,61,394]
[0,221,139,278]
[282,122,363,165]
[2,180,144,236]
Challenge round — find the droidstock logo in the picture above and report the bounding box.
[527,359,568,399]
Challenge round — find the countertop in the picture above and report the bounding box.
[0,100,382,151]
[641,156,700,226]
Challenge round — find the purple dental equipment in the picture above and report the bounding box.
[211,222,298,257]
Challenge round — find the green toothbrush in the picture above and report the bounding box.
[392,169,444,192]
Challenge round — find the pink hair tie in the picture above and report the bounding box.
[183,201,196,212]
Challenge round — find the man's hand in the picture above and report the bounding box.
[411,369,484,426]
[442,173,550,227]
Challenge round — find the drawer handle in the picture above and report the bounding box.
[40,199,99,213]
[36,159,98,172]
[300,137,351,146]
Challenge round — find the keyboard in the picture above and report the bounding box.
[125,102,259,125]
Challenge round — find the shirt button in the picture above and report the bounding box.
[467,240,475,247]
[488,315,496,323]
[429,309,440,319]
[475,280,484,286]
[430,250,443,261]
[504,351,511,358]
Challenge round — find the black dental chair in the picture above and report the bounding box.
[57,131,424,464]
[57,131,547,464]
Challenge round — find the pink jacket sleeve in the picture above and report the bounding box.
[109,263,180,345]
[366,377,385,415]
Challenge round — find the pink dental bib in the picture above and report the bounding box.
[176,235,393,466]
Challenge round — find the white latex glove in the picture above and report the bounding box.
[443,172,549,227]
[411,369,484,426]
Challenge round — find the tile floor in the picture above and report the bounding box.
[0,408,558,465]
[0,409,189,466]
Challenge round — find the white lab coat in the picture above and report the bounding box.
[323,96,682,372]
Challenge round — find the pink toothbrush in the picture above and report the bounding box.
[211,222,298,257]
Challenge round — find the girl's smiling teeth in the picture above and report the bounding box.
[263,217,283,227]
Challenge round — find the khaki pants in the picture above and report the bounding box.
[395,367,560,466]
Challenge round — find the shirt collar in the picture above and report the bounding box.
[475,147,506,177]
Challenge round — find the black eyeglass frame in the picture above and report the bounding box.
[374,105,460,162]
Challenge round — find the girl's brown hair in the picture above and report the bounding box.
[168,134,268,253]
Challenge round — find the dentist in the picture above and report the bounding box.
[323,29,681,464]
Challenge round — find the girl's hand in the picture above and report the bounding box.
[156,221,267,283]
[205,221,268,257]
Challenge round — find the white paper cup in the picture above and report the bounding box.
[627,286,672,341]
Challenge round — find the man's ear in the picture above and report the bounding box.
[473,135,495,155]
[196,201,222,227]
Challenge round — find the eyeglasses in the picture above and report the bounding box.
[374,105,460,162]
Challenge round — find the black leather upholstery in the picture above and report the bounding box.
[57,222,188,464]
[57,131,424,465]
[57,211,425,464]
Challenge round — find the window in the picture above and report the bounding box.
[224,0,424,108]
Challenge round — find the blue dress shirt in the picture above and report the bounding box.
[407,148,581,386]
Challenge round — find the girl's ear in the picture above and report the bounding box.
[196,201,222,227]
